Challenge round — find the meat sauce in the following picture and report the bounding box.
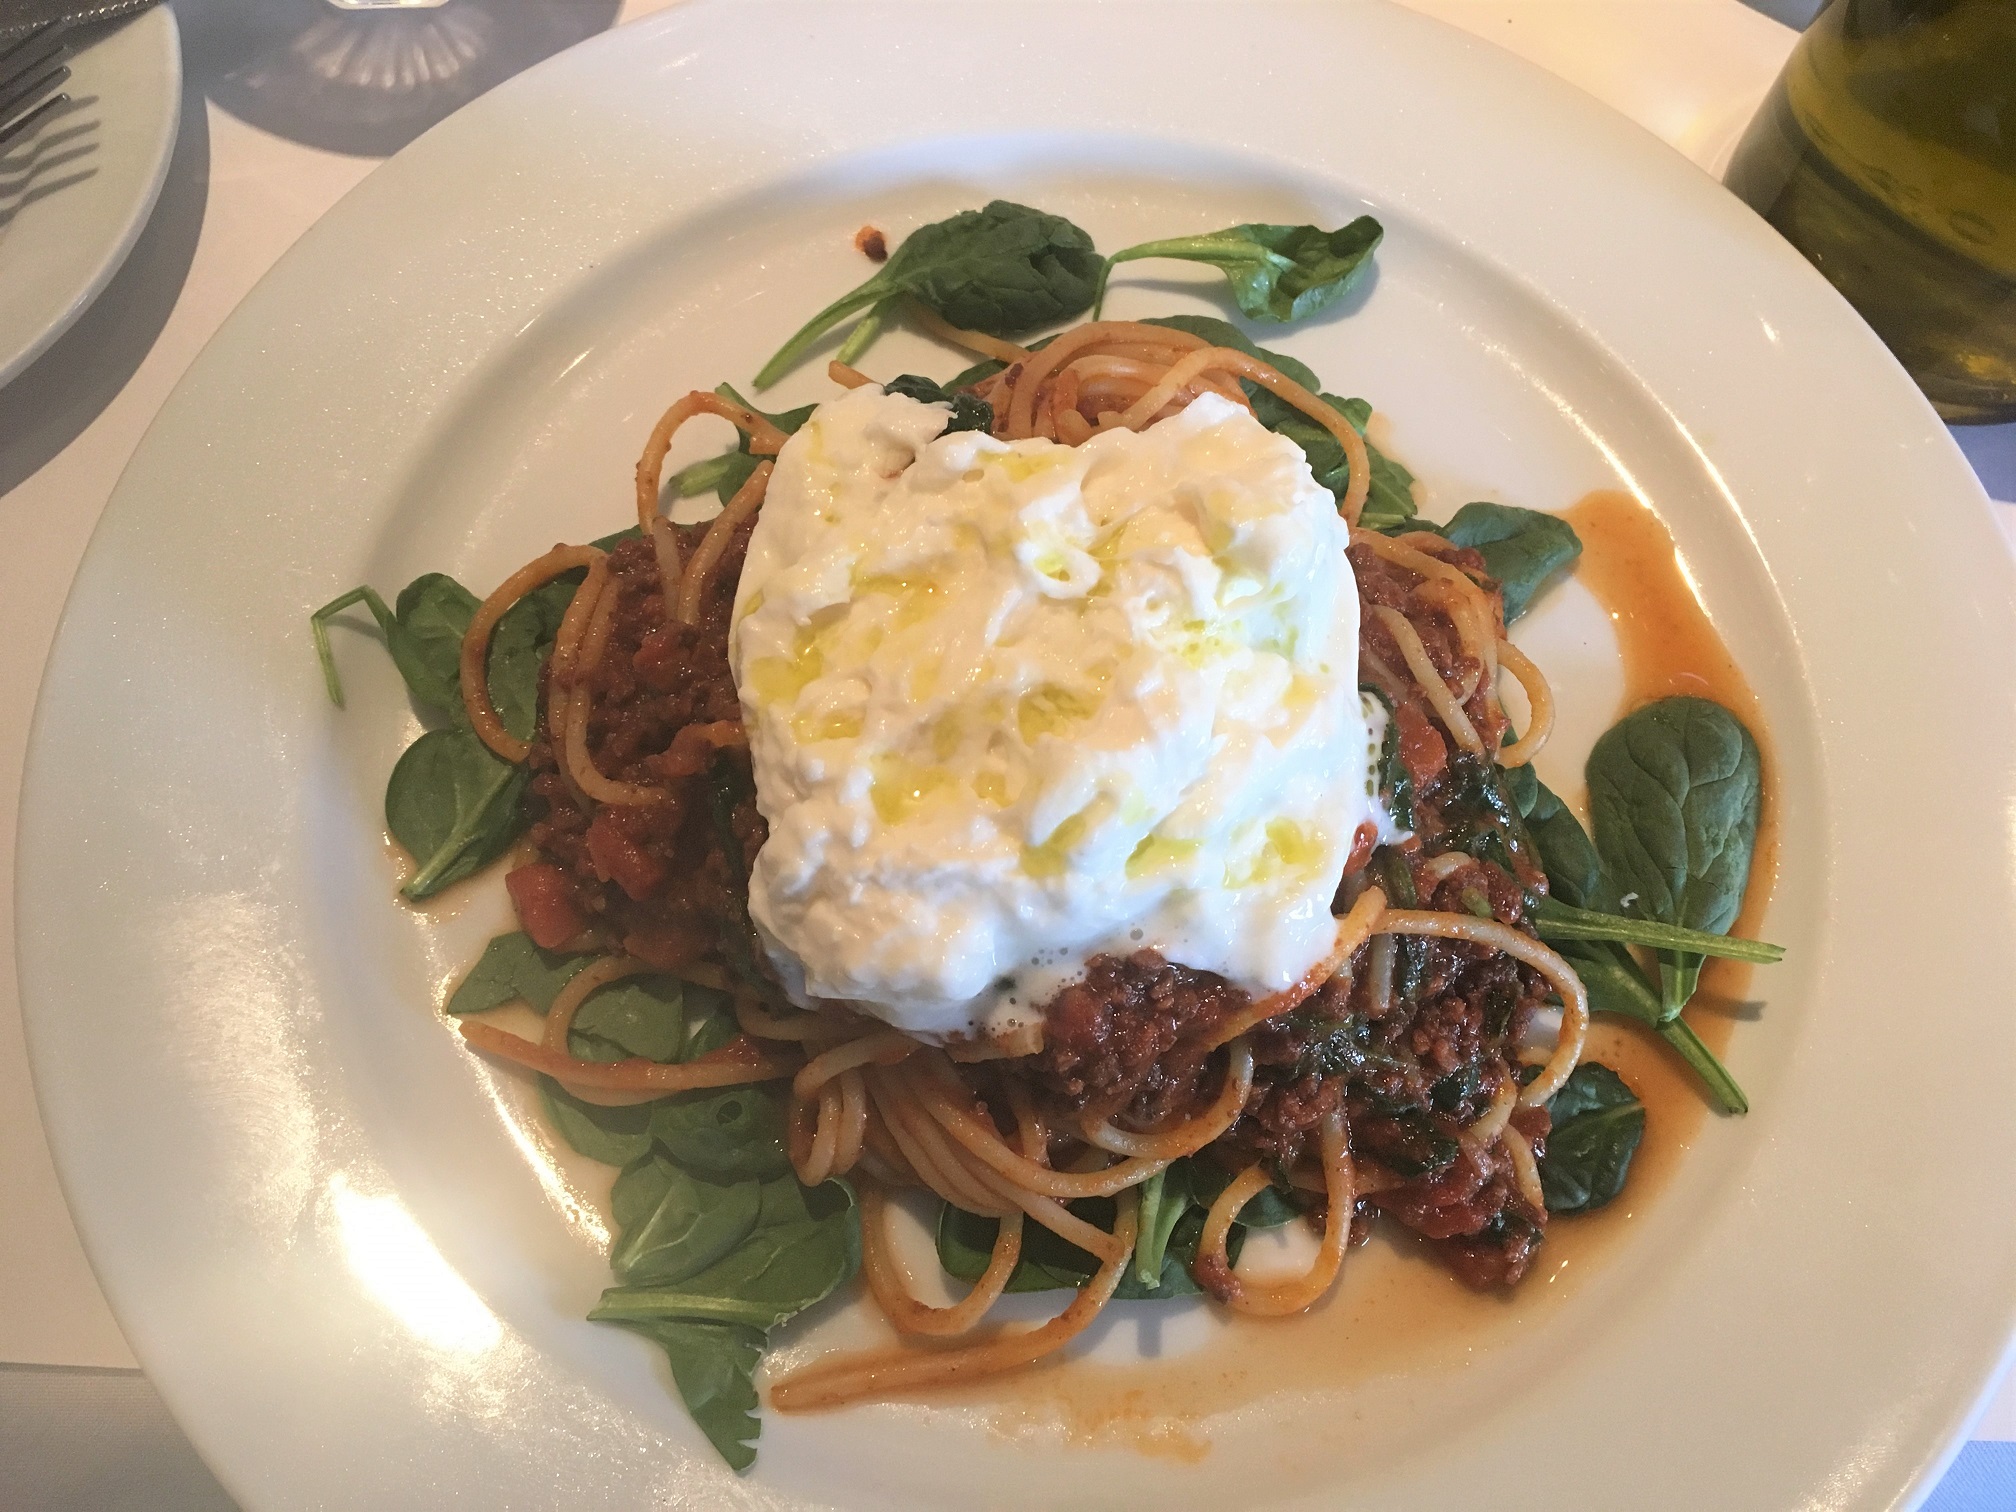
[507,513,1563,1295]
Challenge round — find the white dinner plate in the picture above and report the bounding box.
[21,2,2016,1507]
[0,5,179,388]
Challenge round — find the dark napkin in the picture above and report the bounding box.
[1,0,161,42]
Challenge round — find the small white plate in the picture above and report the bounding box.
[20,2,2016,1508]
[0,6,179,388]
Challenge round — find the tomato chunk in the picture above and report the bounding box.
[586,808,670,902]
[1393,700,1449,791]
[506,863,586,950]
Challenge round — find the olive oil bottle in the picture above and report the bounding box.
[1725,0,2016,423]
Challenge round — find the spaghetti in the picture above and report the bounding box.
[453,319,1585,1411]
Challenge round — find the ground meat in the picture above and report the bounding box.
[519,527,766,971]
[510,490,1558,1293]
[1016,952,1245,1128]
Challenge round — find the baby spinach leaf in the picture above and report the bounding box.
[937,1188,1232,1301]
[591,1178,860,1331]
[880,373,994,434]
[569,975,686,1065]
[1098,216,1382,323]
[1531,897,1783,963]
[607,1318,765,1472]
[1137,316,1415,527]
[486,574,577,740]
[540,1078,657,1167]
[754,201,1100,387]
[1587,698,1763,1017]
[310,574,476,718]
[385,726,527,899]
[610,1154,763,1286]
[1519,783,1751,1115]
[662,386,815,506]
[651,1083,793,1182]
[447,931,595,1016]
[391,573,481,717]
[1523,780,1606,910]
[1132,1167,1185,1286]
[1539,1063,1645,1214]
[1137,313,1319,388]
[1439,503,1582,624]
[1166,1161,1300,1230]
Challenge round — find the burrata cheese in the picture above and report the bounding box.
[730,385,1375,1041]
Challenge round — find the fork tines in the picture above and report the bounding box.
[0,20,73,153]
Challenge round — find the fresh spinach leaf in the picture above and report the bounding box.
[880,373,994,434]
[1437,502,1582,624]
[540,1078,657,1167]
[590,1178,860,1331]
[486,574,577,740]
[1519,781,1751,1114]
[1132,1167,1188,1287]
[662,387,815,506]
[384,726,527,899]
[1137,316,1415,527]
[1531,897,1783,962]
[310,574,476,718]
[391,573,481,717]
[937,1184,1233,1301]
[651,1083,792,1182]
[608,1318,765,1472]
[447,931,594,1016]
[1587,698,1763,1017]
[1182,1161,1300,1230]
[569,975,686,1065]
[1539,1063,1645,1214]
[610,1153,763,1285]
[754,201,1100,387]
[1097,216,1382,323]
[1524,780,1606,910]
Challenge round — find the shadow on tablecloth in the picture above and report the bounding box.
[0,1364,234,1511]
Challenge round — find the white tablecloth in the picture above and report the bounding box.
[2,1,2010,1505]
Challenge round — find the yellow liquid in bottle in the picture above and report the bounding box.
[1725,0,2016,423]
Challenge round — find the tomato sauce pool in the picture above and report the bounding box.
[896,490,1782,1461]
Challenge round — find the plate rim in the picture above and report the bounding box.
[0,5,182,389]
[19,2,2016,1507]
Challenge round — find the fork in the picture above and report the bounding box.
[0,20,71,153]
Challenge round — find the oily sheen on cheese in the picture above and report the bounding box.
[731,386,1375,1041]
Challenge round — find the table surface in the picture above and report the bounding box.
[2,1,2011,1507]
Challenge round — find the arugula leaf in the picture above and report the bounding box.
[540,1078,657,1167]
[880,373,994,434]
[384,727,527,899]
[447,931,594,1016]
[1137,316,1415,528]
[651,1083,793,1182]
[610,1153,763,1285]
[569,976,686,1065]
[591,1178,860,1330]
[1132,1168,1184,1286]
[1439,502,1582,624]
[1538,1063,1645,1214]
[754,201,1100,387]
[1097,216,1382,323]
[1587,698,1763,1018]
[608,1318,765,1472]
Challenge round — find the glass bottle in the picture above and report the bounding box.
[1724,0,2016,424]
